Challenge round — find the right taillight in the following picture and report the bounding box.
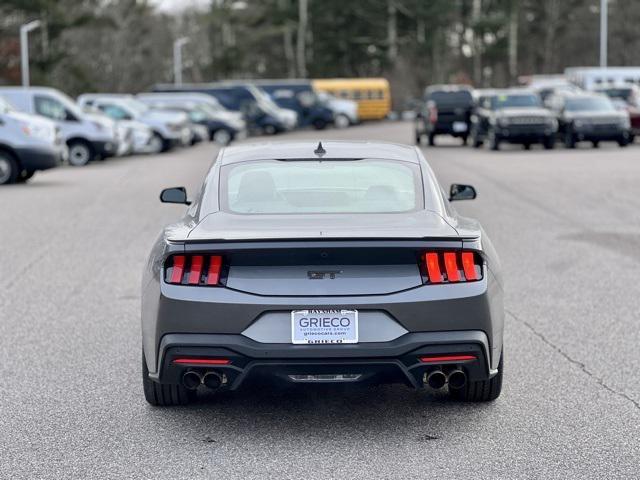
[165,254,223,286]
[420,250,482,284]
[428,105,438,124]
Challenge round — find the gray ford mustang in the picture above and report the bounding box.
[141,141,504,406]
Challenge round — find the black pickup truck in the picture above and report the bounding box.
[415,85,474,146]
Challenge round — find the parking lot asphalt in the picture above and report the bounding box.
[1,121,639,479]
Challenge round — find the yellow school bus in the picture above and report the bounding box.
[312,78,391,120]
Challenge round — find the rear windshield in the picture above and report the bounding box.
[565,97,614,112]
[598,88,632,101]
[427,90,473,105]
[221,159,423,214]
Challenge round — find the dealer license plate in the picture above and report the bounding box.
[291,309,358,344]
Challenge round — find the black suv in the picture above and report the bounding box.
[469,89,557,150]
[415,85,473,146]
[547,92,632,148]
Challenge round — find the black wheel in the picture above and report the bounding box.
[428,133,435,146]
[16,170,35,183]
[67,140,94,166]
[450,351,503,402]
[618,133,630,147]
[488,129,500,151]
[312,118,328,130]
[213,129,232,145]
[470,126,483,148]
[334,113,350,129]
[0,151,20,185]
[142,351,195,406]
[543,136,555,150]
[564,131,576,149]
[592,140,599,148]
[148,133,164,153]
[523,143,531,150]
[263,124,277,135]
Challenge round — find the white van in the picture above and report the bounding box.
[0,96,65,184]
[77,94,190,152]
[0,87,119,166]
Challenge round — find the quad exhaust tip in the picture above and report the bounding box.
[426,370,447,389]
[182,371,202,390]
[447,369,467,389]
[202,371,223,390]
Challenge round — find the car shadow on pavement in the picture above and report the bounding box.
[146,382,496,444]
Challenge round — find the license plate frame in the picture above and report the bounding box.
[291,309,358,345]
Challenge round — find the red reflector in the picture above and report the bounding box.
[169,255,185,284]
[461,252,478,281]
[207,255,222,285]
[419,355,476,363]
[188,255,204,285]
[425,253,443,283]
[443,252,460,282]
[173,358,230,365]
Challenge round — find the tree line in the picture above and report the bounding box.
[1,0,639,106]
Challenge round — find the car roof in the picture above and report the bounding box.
[219,141,419,165]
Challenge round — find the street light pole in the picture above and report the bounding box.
[173,37,190,86]
[20,20,41,87]
[600,0,608,68]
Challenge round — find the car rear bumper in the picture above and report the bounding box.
[149,330,494,389]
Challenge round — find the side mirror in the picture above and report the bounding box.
[449,184,477,201]
[160,187,191,205]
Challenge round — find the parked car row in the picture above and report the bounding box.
[0,79,371,185]
[415,83,636,150]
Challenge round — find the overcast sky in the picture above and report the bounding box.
[149,0,212,13]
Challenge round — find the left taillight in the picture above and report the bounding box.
[420,250,482,284]
[165,254,223,286]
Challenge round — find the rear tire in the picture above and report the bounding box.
[334,114,350,129]
[67,140,94,166]
[543,136,555,150]
[213,128,232,145]
[0,151,19,185]
[450,351,503,402]
[16,170,35,183]
[142,351,194,406]
[488,129,500,151]
[618,133,630,147]
[564,131,576,149]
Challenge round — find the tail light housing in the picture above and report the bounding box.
[165,254,223,286]
[428,105,438,124]
[420,250,482,284]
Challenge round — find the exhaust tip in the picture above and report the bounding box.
[426,370,447,389]
[448,370,467,389]
[202,371,223,390]
[182,371,202,390]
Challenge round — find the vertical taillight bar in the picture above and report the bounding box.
[207,255,222,285]
[424,253,443,283]
[461,252,478,281]
[443,252,461,282]
[169,255,185,284]
[187,255,204,285]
